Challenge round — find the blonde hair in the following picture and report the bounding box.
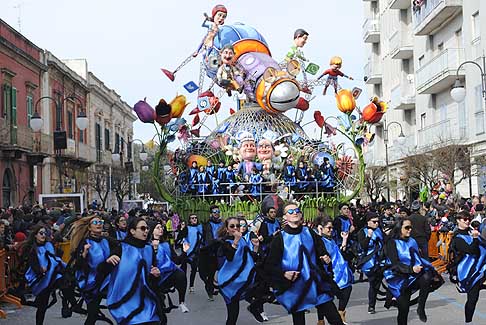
[70,215,98,255]
[330,56,342,65]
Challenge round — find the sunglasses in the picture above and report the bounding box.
[240,223,247,227]
[460,218,471,222]
[286,208,301,215]
[228,224,239,229]
[137,226,149,232]
[190,216,198,219]
[91,220,105,225]
[212,209,220,213]
[403,225,413,230]
[370,220,379,224]
[38,231,46,236]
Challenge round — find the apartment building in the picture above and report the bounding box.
[362,0,486,198]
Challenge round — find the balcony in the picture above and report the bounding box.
[416,48,465,94]
[364,59,382,84]
[363,18,380,43]
[389,0,410,9]
[390,82,415,110]
[413,0,462,36]
[417,119,465,150]
[389,30,413,60]
[95,150,113,165]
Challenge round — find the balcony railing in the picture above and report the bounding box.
[389,0,410,9]
[417,119,464,149]
[390,82,415,110]
[413,0,463,35]
[389,30,413,60]
[364,58,382,84]
[416,48,465,94]
[363,18,380,43]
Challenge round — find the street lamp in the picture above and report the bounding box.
[383,119,406,202]
[450,55,486,131]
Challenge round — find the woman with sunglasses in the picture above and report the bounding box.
[151,222,190,313]
[356,211,385,315]
[216,217,259,324]
[315,216,353,325]
[70,215,119,325]
[177,214,203,293]
[107,217,165,325]
[199,205,224,300]
[111,214,128,241]
[448,210,486,324]
[24,225,81,325]
[265,204,343,325]
[384,218,443,325]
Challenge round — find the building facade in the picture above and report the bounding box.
[362,0,486,199]
[0,19,48,208]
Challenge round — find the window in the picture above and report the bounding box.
[472,11,480,40]
[437,42,444,52]
[115,133,120,153]
[420,113,426,129]
[67,111,73,139]
[475,85,485,135]
[95,123,102,162]
[27,95,33,128]
[127,140,132,160]
[418,55,425,69]
[105,128,111,150]
[11,87,17,144]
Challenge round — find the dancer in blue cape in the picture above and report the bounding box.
[177,213,203,293]
[384,218,443,325]
[356,211,385,315]
[106,217,165,325]
[71,215,119,324]
[111,214,128,241]
[265,203,343,325]
[315,216,353,324]
[150,222,190,313]
[448,211,486,324]
[24,225,83,325]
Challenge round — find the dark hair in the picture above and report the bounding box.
[456,210,471,221]
[216,217,238,238]
[338,203,349,210]
[127,217,147,234]
[314,216,332,227]
[366,211,379,222]
[209,205,219,213]
[294,28,308,39]
[390,217,411,239]
[21,225,46,257]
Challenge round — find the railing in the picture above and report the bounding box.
[364,58,382,78]
[390,81,415,109]
[415,48,465,92]
[389,29,412,55]
[79,142,96,162]
[413,0,463,31]
[417,119,464,149]
[362,18,380,41]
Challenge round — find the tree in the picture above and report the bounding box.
[364,166,387,203]
[112,166,131,210]
[87,165,110,209]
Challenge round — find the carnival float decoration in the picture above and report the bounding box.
[135,5,387,220]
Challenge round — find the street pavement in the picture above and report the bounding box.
[1,273,486,324]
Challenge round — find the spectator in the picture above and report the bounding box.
[408,200,431,260]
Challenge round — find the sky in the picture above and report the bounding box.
[0,0,367,145]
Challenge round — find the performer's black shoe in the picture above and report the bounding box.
[417,308,427,322]
[247,304,264,323]
[368,306,375,314]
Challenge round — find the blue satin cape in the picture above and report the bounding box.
[107,242,160,325]
[25,242,65,296]
[218,238,256,304]
[156,242,178,283]
[358,227,384,276]
[275,227,333,313]
[185,224,203,259]
[455,234,486,293]
[322,236,353,289]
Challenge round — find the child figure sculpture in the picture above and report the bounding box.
[318,56,353,95]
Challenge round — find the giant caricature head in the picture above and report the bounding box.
[238,131,256,162]
[257,138,274,161]
[220,44,235,65]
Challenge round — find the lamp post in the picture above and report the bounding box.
[450,55,486,132]
[33,95,88,193]
[383,119,406,202]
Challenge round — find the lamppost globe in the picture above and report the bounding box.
[30,111,43,132]
[139,151,148,161]
[112,152,121,162]
[396,132,406,145]
[450,81,466,103]
[75,111,89,130]
[142,165,149,171]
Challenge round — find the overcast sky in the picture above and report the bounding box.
[1,0,367,144]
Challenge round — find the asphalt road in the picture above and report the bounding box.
[1,272,485,324]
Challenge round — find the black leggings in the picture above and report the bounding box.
[396,271,433,325]
[368,274,382,308]
[164,269,187,304]
[85,296,102,325]
[35,280,77,325]
[226,299,240,325]
[294,301,343,325]
[465,277,485,322]
[199,255,218,296]
[181,257,198,287]
[337,286,352,311]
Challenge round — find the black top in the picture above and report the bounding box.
[450,229,480,260]
[385,237,414,274]
[408,212,431,244]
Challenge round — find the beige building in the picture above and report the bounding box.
[63,59,137,210]
[362,0,486,199]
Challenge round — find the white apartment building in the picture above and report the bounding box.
[63,59,137,209]
[362,0,486,199]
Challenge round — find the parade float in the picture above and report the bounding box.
[133,5,387,221]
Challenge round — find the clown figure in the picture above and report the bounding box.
[216,44,244,96]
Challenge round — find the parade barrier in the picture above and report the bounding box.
[429,231,453,274]
[0,249,22,319]
[57,241,71,263]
